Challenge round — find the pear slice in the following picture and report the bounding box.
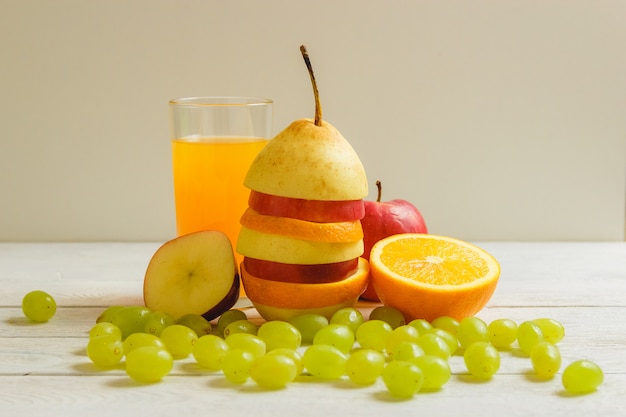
[243,45,368,201]
[143,230,239,321]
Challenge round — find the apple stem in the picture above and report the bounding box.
[300,45,323,127]
[376,180,382,202]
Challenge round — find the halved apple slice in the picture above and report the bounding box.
[143,230,239,321]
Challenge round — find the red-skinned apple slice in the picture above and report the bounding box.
[242,257,359,284]
[143,230,239,321]
[248,191,365,223]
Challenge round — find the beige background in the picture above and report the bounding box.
[2,0,625,242]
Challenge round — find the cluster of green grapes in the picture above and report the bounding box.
[85,303,604,397]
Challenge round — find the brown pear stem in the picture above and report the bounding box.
[300,45,322,126]
[376,180,382,202]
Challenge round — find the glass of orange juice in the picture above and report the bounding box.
[169,97,273,264]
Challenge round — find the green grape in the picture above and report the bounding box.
[562,360,604,394]
[111,306,152,339]
[143,310,175,337]
[416,333,452,359]
[302,344,347,379]
[388,341,424,362]
[176,313,213,337]
[355,319,392,351]
[313,323,355,354]
[330,307,364,333]
[266,348,304,376]
[533,318,565,344]
[488,318,518,349]
[288,313,329,344]
[530,341,561,379]
[346,349,385,386]
[89,322,122,340]
[427,328,459,355]
[385,325,420,354]
[431,316,460,335]
[225,332,267,358]
[86,335,124,368]
[96,305,124,323]
[382,360,424,398]
[369,306,406,329]
[457,317,489,349]
[257,320,302,351]
[122,332,165,355]
[223,319,258,337]
[221,348,255,384]
[160,324,198,358]
[21,290,57,322]
[411,355,451,390]
[250,353,299,389]
[125,346,173,383]
[216,309,248,336]
[517,321,544,356]
[408,318,433,335]
[193,334,230,370]
[464,341,500,379]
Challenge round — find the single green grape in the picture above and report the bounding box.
[464,341,500,379]
[533,318,565,344]
[89,322,122,340]
[193,334,230,370]
[122,332,165,355]
[408,318,433,335]
[143,310,175,337]
[388,341,425,362]
[410,354,451,390]
[517,321,544,356]
[125,346,173,383]
[216,309,248,337]
[223,319,258,337]
[96,305,124,324]
[382,360,424,398]
[561,359,604,394]
[369,306,406,329]
[250,353,299,389]
[266,348,304,376]
[21,290,57,322]
[160,324,198,358]
[111,306,152,339]
[221,348,255,384]
[225,332,267,358]
[427,328,459,355]
[456,317,489,349]
[257,320,302,351]
[416,333,452,359]
[488,318,518,349]
[355,319,392,351]
[302,344,347,379]
[346,348,385,386]
[431,316,460,335]
[176,313,213,337]
[385,325,420,354]
[86,335,124,368]
[288,313,329,344]
[530,341,561,379]
[330,307,364,333]
[313,323,355,354]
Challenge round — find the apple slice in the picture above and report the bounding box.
[143,230,240,321]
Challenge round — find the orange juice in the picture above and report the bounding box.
[172,137,268,265]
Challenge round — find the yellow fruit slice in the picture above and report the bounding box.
[369,234,500,321]
[237,226,363,265]
[240,208,363,243]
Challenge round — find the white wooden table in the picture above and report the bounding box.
[1,242,625,416]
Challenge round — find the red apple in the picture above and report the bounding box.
[360,180,428,301]
[243,257,359,284]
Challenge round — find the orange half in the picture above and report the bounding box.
[369,234,500,322]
